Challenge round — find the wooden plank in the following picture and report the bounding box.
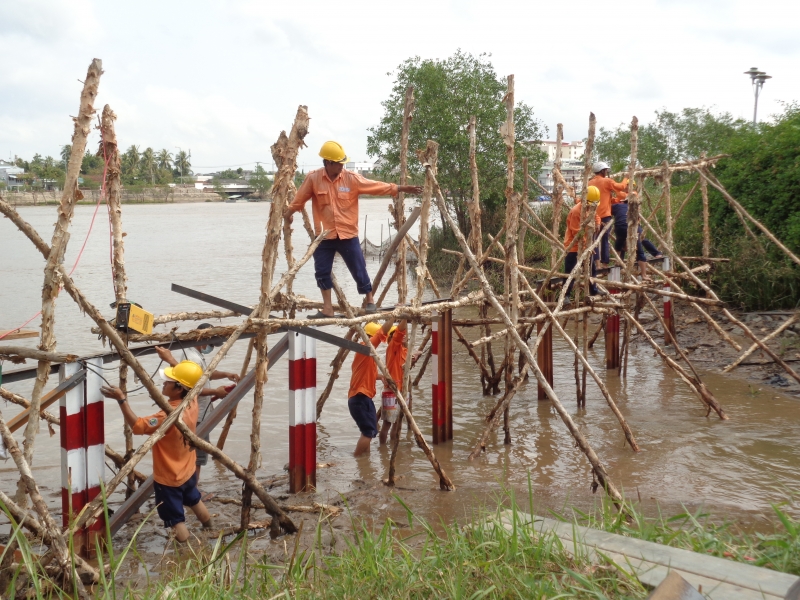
[0,329,39,340]
[490,510,797,600]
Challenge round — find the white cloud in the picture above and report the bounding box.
[1,0,797,168]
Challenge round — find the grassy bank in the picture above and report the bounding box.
[4,488,799,599]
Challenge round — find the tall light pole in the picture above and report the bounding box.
[744,67,772,125]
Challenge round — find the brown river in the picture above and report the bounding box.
[2,200,799,553]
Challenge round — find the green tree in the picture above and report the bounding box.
[140,147,156,185]
[157,149,173,171]
[60,144,72,168]
[250,164,271,198]
[367,50,546,231]
[594,108,747,176]
[174,150,191,183]
[122,145,141,182]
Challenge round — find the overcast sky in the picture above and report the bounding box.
[1,0,797,173]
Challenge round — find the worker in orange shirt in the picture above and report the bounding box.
[348,319,395,456]
[563,186,601,301]
[283,141,423,318]
[100,361,213,543]
[588,161,628,269]
[612,189,662,279]
[377,316,422,445]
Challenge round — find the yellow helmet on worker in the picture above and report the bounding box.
[162,360,203,390]
[586,185,601,204]
[364,322,381,337]
[319,141,348,164]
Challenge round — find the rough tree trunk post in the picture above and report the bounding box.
[662,160,673,251]
[429,171,623,501]
[99,104,136,499]
[551,123,564,268]
[467,114,495,394]
[19,58,103,505]
[395,86,414,308]
[701,152,710,258]
[243,106,309,528]
[501,75,518,443]
[622,117,640,374]
[578,112,596,406]
[216,337,255,450]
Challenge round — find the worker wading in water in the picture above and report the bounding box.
[283,141,422,318]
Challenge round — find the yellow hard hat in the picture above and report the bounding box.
[162,360,203,390]
[586,185,601,204]
[364,322,381,337]
[319,140,348,163]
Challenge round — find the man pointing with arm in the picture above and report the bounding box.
[283,141,422,318]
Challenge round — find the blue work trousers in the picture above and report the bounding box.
[313,236,372,294]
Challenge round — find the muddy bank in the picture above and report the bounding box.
[2,186,223,205]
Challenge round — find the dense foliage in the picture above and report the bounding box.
[367,50,547,232]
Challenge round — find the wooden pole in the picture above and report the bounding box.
[395,86,414,307]
[662,161,673,251]
[20,59,103,506]
[215,337,255,450]
[578,112,596,407]
[99,104,137,499]
[551,123,564,268]
[243,106,309,521]
[501,75,519,443]
[724,314,799,372]
[701,153,710,258]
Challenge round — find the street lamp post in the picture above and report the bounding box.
[744,67,772,125]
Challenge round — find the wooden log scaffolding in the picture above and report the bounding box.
[2,60,797,590]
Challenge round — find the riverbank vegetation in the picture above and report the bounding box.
[3,490,798,599]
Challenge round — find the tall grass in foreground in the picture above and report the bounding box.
[2,488,799,599]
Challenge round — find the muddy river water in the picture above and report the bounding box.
[2,200,799,549]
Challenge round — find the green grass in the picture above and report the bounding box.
[2,487,799,599]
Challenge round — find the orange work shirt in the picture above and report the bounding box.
[612,190,628,204]
[288,168,399,240]
[386,328,407,392]
[588,175,628,219]
[348,330,387,398]
[563,203,600,253]
[132,397,198,487]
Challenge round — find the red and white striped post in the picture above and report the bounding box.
[60,362,86,554]
[431,312,442,444]
[605,266,621,369]
[60,360,105,556]
[662,257,676,345]
[289,331,316,493]
[84,358,105,556]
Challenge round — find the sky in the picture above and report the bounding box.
[1,0,798,173]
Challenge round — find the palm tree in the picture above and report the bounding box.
[174,150,191,184]
[60,145,71,169]
[140,147,156,185]
[157,149,173,171]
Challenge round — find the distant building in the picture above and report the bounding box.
[538,160,585,195]
[537,140,585,163]
[0,159,24,191]
[345,161,374,176]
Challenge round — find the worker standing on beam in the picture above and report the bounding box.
[612,188,662,280]
[589,161,629,269]
[283,141,422,318]
[99,360,214,543]
[563,185,601,302]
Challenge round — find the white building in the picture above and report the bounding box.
[345,161,374,175]
[537,160,585,196]
[0,159,24,191]
[538,140,585,163]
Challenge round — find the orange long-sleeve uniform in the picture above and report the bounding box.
[348,330,387,398]
[563,203,600,253]
[132,397,199,487]
[386,328,407,393]
[588,175,628,219]
[612,190,628,204]
[287,168,399,240]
